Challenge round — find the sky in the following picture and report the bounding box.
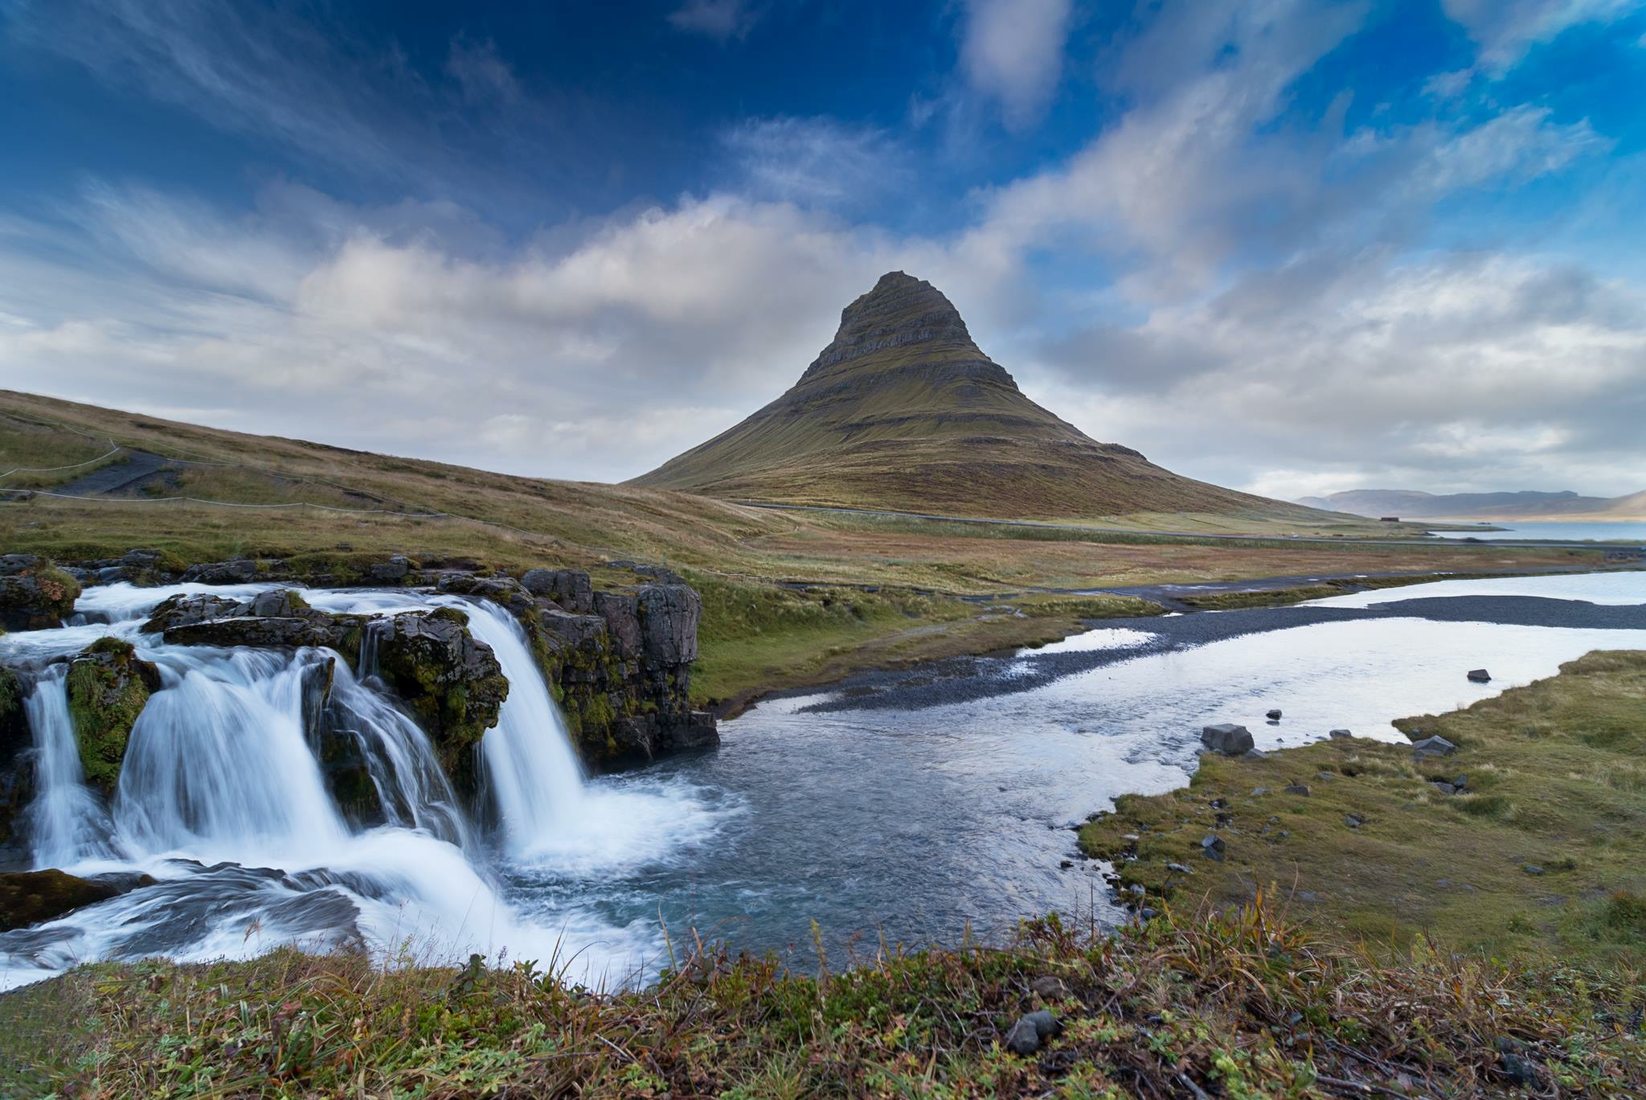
[1,0,1644,500]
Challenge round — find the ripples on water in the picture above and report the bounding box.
[2,571,1643,987]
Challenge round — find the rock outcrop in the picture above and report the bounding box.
[0,868,155,931]
[432,568,716,766]
[0,667,32,864]
[65,638,161,796]
[521,568,594,613]
[1201,723,1255,756]
[528,579,717,766]
[151,588,369,651]
[0,555,81,631]
[370,607,509,793]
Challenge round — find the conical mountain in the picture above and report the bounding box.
[632,272,1313,521]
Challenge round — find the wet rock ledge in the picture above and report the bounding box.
[7,551,718,774]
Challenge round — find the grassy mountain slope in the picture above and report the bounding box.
[632,272,1332,522]
[2,389,1622,706]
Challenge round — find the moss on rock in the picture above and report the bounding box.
[373,609,508,794]
[65,638,160,796]
[0,667,22,736]
[0,556,82,632]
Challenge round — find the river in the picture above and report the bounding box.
[2,570,1643,989]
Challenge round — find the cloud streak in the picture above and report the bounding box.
[1,0,1641,500]
[959,0,1074,127]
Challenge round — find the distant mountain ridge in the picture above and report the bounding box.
[632,272,1326,522]
[1297,488,1646,521]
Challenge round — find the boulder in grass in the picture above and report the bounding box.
[1328,728,1353,739]
[1201,723,1254,755]
[1411,735,1458,760]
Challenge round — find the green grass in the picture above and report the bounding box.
[687,578,1164,708]
[1080,650,1646,969]
[1176,583,1346,609]
[1011,593,1168,619]
[4,899,1641,1097]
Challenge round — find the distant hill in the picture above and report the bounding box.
[632,272,1326,523]
[1297,488,1646,521]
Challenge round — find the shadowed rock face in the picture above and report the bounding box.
[800,271,1001,381]
[631,272,1313,521]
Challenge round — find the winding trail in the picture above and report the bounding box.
[49,450,171,496]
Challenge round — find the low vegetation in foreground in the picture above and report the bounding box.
[4,896,1641,1097]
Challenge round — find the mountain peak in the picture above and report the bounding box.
[631,272,1308,522]
[802,270,981,381]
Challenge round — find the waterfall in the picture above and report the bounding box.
[300,588,592,858]
[1,581,702,992]
[456,600,587,858]
[115,648,351,865]
[325,660,475,851]
[25,666,116,869]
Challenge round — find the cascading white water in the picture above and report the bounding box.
[115,648,351,865]
[325,658,475,850]
[301,590,591,857]
[2,581,719,991]
[458,601,587,856]
[25,666,115,869]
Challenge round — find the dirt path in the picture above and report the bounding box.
[50,450,171,496]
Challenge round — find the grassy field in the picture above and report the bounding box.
[1080,650,1646,970]
[687,576,1167,710]
[1,389,1632,707]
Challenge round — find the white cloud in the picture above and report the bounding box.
[1442,0,1640,75]
[721,117,909,209]
[959,0,1073,127]
[1418,106,1607,193]
[1031,252,1646,497]
[960,0,1370,297]
[667,0,760,41]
